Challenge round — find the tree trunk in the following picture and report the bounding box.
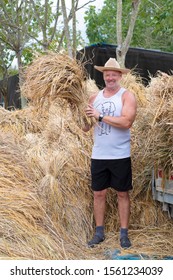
[16,49,27,108]
[116,0,141,67]
[61,0,73,57]
[72,0,76,58]
[0,79,8,109]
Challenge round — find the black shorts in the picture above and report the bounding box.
[91,157,133,192]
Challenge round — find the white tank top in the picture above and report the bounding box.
[92,87,131,159]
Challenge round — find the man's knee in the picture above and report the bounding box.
[117,191,129,200]
[93,189,107,200]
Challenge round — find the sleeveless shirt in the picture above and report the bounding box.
[92,87,131,159]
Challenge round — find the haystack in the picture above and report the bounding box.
[129,71,173,197]
[144,72,173,174]
[0,52,94,259]
[0,52,173,260]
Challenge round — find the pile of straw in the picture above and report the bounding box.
[121,72,147,107]
[129,71,173,201]
[0,52,94,259]
[144,72,173,174]
[0,52,173,260]
[0,132,91,259]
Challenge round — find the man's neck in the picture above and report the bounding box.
[103,85,121,97]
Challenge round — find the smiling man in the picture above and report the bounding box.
[84,58,137,249]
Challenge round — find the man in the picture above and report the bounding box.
[84,58,137,249]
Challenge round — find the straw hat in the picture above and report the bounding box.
[94,58,130,74]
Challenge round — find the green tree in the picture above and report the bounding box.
[0,0,35,71]
[85,0,173,53]
[85,0,141,66]
[0,42,17,109]
[0,0,96,72]
[0,0,37,107]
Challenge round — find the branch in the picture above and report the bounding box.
[77,0,96,11]
[148,0,161,9]
[30,0,44,32]
[0,0,12,21]
[50,0,60,42]
[0,35,17,51]
[61,0,73,56]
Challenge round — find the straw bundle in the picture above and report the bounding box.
[21,52,85,104]
[0,132,56,259]
[137,72,173,178]
[0,106,48,137]
[21,52,93,128]
[121,72,147,107]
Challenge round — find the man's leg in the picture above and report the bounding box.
[117,191,131,248]
[88,189,107,247]
[94,189,107,226]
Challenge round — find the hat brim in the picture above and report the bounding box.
[94,65,130,74]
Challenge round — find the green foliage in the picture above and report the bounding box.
[134,0,173,52]
[85,0,173,52]
[85,3,117,44]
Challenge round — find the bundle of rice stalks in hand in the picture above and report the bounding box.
[21,51,94,129]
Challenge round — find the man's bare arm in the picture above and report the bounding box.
[85,91,137,129]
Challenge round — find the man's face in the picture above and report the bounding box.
[103,70,122,89]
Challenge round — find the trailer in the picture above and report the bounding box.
[152,168,173,218]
